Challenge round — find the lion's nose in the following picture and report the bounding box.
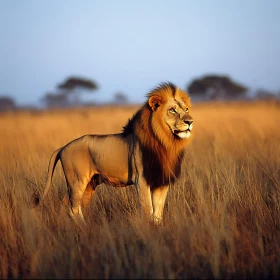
[184,119,193,125]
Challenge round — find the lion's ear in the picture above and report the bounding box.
[148,96,162,111]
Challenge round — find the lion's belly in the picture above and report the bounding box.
[90,135,131,184]
[97,160,129,184]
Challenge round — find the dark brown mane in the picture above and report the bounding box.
[140,142,185,188]
[122,109,142,137]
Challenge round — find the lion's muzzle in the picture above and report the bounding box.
[174,118,193,139]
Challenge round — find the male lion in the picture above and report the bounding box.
[41,82,193,225]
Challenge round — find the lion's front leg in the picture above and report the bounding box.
[136,176,154,220]
[151,185,169,225]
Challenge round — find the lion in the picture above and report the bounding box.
[40,82,193,225]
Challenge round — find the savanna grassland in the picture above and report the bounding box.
[0,100,280,279]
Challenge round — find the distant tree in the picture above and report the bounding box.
[0,96,16,111]
[40,92,70,108]
[57,76,99,105]
[255,89,278,100]
[113,92,129,104]
[57,76,98,91]
[187,75,248,100]
[41,76,99,108]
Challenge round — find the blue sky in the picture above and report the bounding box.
[0,0,279,105]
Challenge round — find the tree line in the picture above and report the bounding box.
[0,74,279,111]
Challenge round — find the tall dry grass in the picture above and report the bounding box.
[0,101,279,279]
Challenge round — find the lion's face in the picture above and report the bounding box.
[147,85,193,143]
[164,97,193,139]
[148,95,193,140]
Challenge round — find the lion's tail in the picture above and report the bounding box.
[35,148,61,206]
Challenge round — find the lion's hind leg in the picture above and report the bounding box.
[65,178,89,226]
[81,181,95,207]
[81,174,103,207]
[62,182,95,207]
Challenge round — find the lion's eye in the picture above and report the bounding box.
[169,108,176,114]
[185,108,189,112]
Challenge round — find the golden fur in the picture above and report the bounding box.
[39,82,193,225]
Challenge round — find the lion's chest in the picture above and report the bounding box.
[139,144,184,188]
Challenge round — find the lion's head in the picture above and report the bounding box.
[147,83,193,142]
[131,82,193,150]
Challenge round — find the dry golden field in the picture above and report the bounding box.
[0,100,280,279]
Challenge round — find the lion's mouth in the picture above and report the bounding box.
[173,123,193,139]
[174,129,191,139]
[174,129,189,134]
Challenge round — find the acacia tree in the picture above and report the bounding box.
[41,76,98,108]
[113,92,129,104]
[255,89,278,100]
[57,77,98,91]
[40,92,70,108]
[0,96,16,111]
[187,75,248,100]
